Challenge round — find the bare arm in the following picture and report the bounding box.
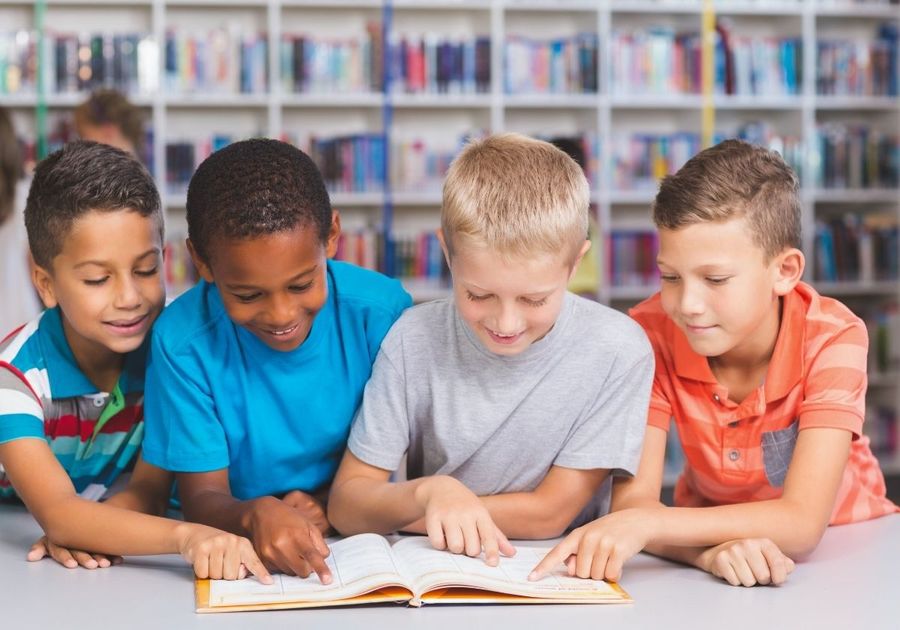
[102,454,173,515]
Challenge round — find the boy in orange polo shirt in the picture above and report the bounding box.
[532,139,897,587]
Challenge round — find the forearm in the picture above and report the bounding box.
[648,499,825,557]
[40,497,189,557]
[480,493,573,539]
[329,476,431,536]
[180,488,270,537]
[103,483,168,516]
[643,541,709,568]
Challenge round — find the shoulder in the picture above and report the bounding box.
[151,281,228,355]
[0,312,51,400]
[328,260,412,318]
[569,293,652,360]
[793,282,867,351]
[376,298,452,354]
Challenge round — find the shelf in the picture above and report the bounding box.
[504,93,600,109]
[331,192,385,207]
[608,285,657,302]
[0,94,156,108]
[401,278,452,304]
[610,94,704,110]
[813,189,900,204]
[816,96,899,111]
[714,95,803,110]
[816,4,900,19]
[607,190,658,205]
[281,93,384,108]
[389,93,493,108]
[164,94,271,108]
[391,191,443,206]
[814,281,899,297]
[504,1,601,13]
[391,0,492,10]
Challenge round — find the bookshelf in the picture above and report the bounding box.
[1,0,899,473]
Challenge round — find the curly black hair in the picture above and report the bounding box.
[186,139,332,263]
[25,140,162,269]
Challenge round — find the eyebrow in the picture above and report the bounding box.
[73,248,161,270]
[656,258,734,273]
[226,265,318,291]
[464,282,554,298]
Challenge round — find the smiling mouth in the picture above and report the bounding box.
[264,323,300,337]
[105,314,147,328]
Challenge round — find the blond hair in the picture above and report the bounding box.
[653,139,801,260]
[441,133,589,261]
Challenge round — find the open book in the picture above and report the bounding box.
[196,534,631,612]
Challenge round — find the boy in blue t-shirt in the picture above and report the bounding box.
[141,139,411,584]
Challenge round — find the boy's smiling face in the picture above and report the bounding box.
[444,235,589,357]
[191,214,339,352]
[32,209,165,365]
[657,215,802,365]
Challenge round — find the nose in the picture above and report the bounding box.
[113,275,142,310]
[267,291,297,327]
[493,300,522,335]
[678,281,706,317]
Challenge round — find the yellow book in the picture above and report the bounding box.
[196,534,632,613]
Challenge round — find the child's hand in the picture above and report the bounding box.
[698,538,795,587]
[415,476,516,566]
[529,508,655,582]
[175,523,273,584]
[27,535,122,570]
[282,489,330,535]
[248,497,333,583]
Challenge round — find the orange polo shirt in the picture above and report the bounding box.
[630,281,897,525]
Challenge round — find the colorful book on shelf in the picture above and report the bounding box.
[196,534,631,613]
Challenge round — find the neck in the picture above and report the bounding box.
[61,317,124,393]
[710,297,783,374]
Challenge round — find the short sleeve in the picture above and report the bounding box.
[140,329,229,472]
[798,320,868,438]
[0,365,44,444]
[647,374,674,431]
[553,343,655,478]
[363,286,413,361]
[347,335,411,472]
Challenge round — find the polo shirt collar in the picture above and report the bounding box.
[671,288,804,402]
[38,306,148,398]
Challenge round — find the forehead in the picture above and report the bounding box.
[59,209,161,258]
[658,217,765,266]
[207,224,325,282]
[452,242,570,292]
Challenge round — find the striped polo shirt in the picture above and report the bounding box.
[0,307,146,501]
[630,281,898,525]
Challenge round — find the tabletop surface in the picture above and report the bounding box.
[0,504,897,630]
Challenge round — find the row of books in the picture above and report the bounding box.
[867,303,900,376]
[163,237,200,299]
[164,29,268,95]
[387,34,491,95]
[814,214,898,284]
[815,124,899,189]
[607,230,659,289]
[505,34,598,94]
[280,26,382,94]
[165,134,236,193]
[817,24,898,97]
[715,23,801,96]
[334,228,449,283]
[609,125,804,191]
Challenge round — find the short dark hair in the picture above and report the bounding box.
[74,89,145,155]
[186,139,332,263]
[653,139,801,260]
[0,107,22,226]
[25,140,162,269]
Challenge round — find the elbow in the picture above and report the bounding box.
[326,495,360,537]
[526,512,573,540]
[783,524,827,560]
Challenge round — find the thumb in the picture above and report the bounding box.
[27,537,50,562]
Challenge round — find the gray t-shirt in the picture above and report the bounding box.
[348,292,654,527]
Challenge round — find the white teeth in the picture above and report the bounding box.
[270,324,297,336]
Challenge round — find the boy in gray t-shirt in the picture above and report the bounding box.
[328,133,653,566]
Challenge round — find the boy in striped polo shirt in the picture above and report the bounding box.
[533,139,897,587]
[0,141,270,584]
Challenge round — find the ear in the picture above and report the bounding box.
[186,238,214,284]
[325,210,342,259]
[436,228,451,269]
[567,239,591,281]
[771,247,805,296]
[31,263,58,309]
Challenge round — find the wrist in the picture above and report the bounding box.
[412,475,455,507]
[171,521,193,555]
[242,495,280,536]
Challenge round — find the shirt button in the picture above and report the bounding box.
[92,396,105,408]
[728,421,739,428]
[712,393,720,402]
[729,450,740,461]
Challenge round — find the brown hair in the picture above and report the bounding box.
[442,133,589,261]
[74,89,145,155]
[0,107,22,226]
[653,139,801,260]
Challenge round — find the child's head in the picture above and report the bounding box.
[0,107,22,227]
[185,138,340,352]
[440,133,590,356]
[652,138,804,360]
[74,89,144,157]
[25,141,165,357]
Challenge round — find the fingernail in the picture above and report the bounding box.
[527,571,538,581]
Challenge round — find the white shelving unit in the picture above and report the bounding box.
[2,0,899,471]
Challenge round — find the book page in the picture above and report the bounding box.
[392,537,621,600]
[208,533,410,607]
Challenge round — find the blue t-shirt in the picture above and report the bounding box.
[141,260,411,500]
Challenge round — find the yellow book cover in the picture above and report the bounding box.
[196,534,631,613]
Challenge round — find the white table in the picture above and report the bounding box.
[0,503,897,629]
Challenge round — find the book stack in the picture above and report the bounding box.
[334,228,383,274]
[817,23,898,97]
[165,134,236,193]
[505,33,598,94]
[163,237,200,299]
[391,137,461,195]
[814,214,899,283]
[0,30,38,95]
[280,23,383,94]
[815,124,899,189]
[611,27,702,95]
[299,133,387,194]
[388,34,490,94]
[165,28,268,94]
[390,231,449,284]
[607,231,659,289]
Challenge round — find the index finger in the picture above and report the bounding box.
[529,535,578,581]
[241,542,274,585]
[477,518,500,567]
[298,528,333,585]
